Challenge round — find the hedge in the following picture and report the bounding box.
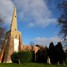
[11,51,35,63]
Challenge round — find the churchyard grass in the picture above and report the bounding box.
[0,63,67,67]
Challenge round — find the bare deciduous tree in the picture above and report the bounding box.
[58,0,67,40]
[0,16,6,49]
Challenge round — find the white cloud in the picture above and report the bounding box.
[0,0,57,27]
[12,0,57,27]
[28,23,34,27]
[34,36,63,46]
[0,0,14,24]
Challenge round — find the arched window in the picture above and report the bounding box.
[15,35,17,38]
[15,29,16,31]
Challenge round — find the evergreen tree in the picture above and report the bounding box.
[36,47,48,63]
[55,42,66,64]
[48,42,56,63]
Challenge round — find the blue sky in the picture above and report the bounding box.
[0,0,63,46]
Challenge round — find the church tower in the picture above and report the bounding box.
[0,6,23,63]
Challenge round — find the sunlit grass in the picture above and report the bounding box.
[0,63,67,67]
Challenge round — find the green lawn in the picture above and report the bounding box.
[0,63,67,67]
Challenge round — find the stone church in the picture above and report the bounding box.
[0,6,40,63]
[0,6,22,63]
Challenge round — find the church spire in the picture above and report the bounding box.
[10,6,17,31]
